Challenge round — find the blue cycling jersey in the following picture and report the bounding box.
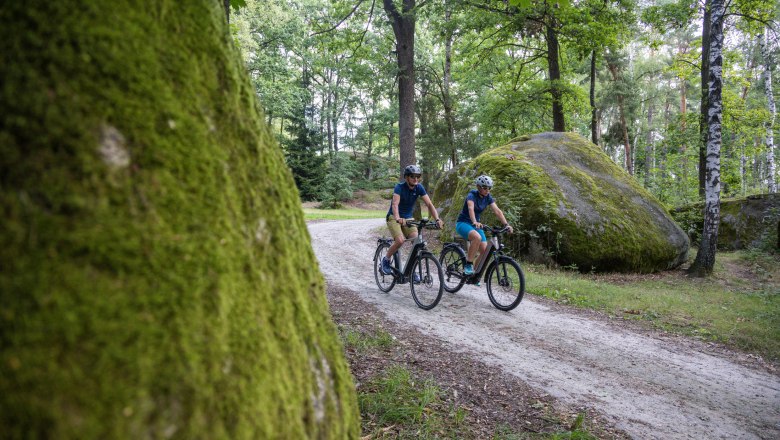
[456,189,494,224]
[387,182,427,219]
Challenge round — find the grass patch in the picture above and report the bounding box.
[303,207,386,220]
[340,326,395,352]
[358,365,466,439]
[525,249,780,361]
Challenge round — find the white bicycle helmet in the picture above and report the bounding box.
[404,164,422,176]
[475,175,493,188]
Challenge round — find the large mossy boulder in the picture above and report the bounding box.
[433,132,689,273]
[0,2,358,438]
[672,194,780,251]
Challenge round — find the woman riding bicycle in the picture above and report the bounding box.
[456,175,513,275]
[380,164,443,275]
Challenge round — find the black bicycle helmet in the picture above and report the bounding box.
[403,164,422,176]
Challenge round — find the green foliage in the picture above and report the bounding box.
[283,77,326,200]
[0,1,359,438]
[319,155,355,208]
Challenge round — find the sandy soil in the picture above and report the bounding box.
[309,218,780,440]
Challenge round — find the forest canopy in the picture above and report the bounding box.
[231,0,778,208]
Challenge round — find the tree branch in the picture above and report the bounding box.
[310,0,367,37]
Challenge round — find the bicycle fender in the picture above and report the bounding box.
[442,243,466,256]
[483,256,514,282]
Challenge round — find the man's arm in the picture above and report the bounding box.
[420,195,442,226]
[391,194,404,224]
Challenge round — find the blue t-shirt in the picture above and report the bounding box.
[387,182,427,219]
[457,189,494,224]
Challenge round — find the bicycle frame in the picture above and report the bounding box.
[472,234,500,279]
[385,219,436,283]
[444,225,507,283]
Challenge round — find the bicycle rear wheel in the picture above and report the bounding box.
[485,257,525,311]
[439,246,466,293]
[410,253,444,310]
[373,242,396,293]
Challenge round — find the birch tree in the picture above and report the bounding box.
[689,0,725,276]
[759,29,777,193]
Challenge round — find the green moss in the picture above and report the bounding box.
[433,133,689,273]
[0,2,358,439]
[672,194,780,251]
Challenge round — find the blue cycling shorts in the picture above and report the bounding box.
[456,222,486,242]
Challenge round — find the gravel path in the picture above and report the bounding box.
[309,218,780,440]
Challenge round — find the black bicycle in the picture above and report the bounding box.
[373,218,445,310]
[439,225,525,311]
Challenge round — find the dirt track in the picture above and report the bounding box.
[309,218,780,440]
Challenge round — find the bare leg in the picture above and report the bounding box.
[467,230,482,263]
[386,231,417,260]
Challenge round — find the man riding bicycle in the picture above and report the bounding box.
[381,164,443,275]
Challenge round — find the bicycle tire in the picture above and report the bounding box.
[410,253,444,310]
[485,257,525,311]
[439,245,466,293]
[373,242,396,293]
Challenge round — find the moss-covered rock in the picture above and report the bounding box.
[672,194,780,251]
[433,132,689,273]
[0,2,358,438]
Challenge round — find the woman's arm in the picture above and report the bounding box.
[490,203,513,233]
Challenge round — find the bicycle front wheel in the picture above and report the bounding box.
[439,246,466,293]
[373,242,396,293]
[485,257,525,311]
[410,253,444,310]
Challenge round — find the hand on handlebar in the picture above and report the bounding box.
[472,221,483,230]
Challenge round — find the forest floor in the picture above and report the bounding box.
[309,218,780,439]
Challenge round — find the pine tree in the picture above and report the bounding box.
[283,73,325,201]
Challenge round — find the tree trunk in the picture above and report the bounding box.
[645,99,655,187]
[607,62,633,175]
[590,50,599,145]
[759,30,777,193]
[333,88,339,153]
[0,1,360,436]
[546,23,565,132]
[366,119,374,179]
[443,3,457,167]
[698,0,711,199]
[326,90,334,158]
[384,0,417,177]
[224,0,230,23]
[689,0,725,277]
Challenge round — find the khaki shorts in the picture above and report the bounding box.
[386,215,418,240]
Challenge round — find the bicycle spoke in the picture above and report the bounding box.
[410,255,443,310]
[486,259,525,311]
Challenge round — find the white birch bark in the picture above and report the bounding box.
[690,0,725,276]
[759,30,777,193]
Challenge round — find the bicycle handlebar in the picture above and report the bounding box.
[403,219,441,230]
[482,224,511,235]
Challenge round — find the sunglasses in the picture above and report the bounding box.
[479,185,492,190]
[408,174,421,179]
